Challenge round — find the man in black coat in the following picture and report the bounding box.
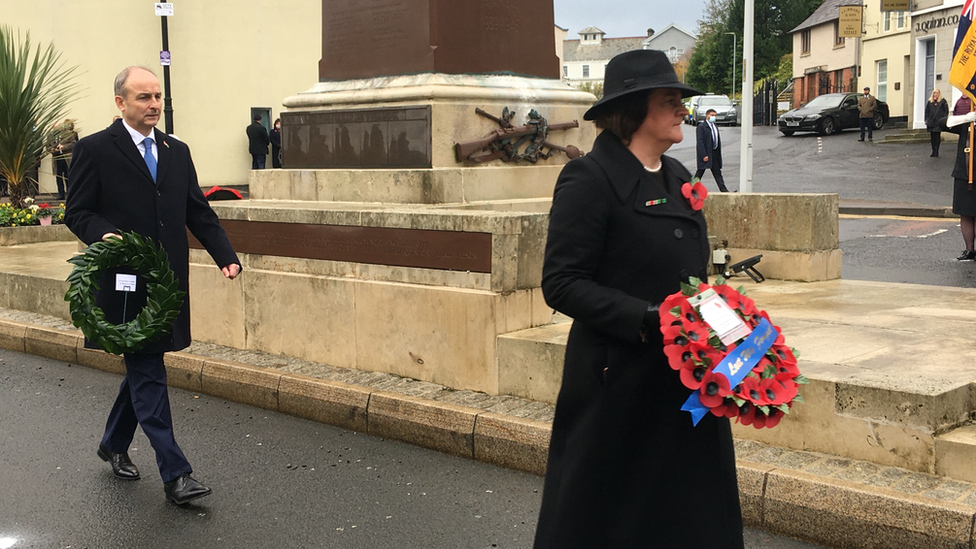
[65,66,241,505]
[246,115,270,169]
[695,108,729,192]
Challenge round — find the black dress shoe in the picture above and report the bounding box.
[164,472,212,505]
[97,443,140,480]
[956,250,976,261]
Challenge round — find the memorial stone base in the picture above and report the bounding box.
[192,75,595,394]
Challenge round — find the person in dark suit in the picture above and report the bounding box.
[270,118,282,168]
[246,115,270,169]
[533,50,743,549]
[52,119,79,200]
[65,66,241,505]
[695,108,729,192]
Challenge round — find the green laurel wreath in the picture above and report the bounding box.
[64,231,186,355]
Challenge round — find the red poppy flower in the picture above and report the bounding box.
[761,407,784,428]
[680,363,709,390]
[751,356,775,376]
[681,322,710,347]
[710,399,739,418]
[737,401,759,426]
[737,294,758,317]
[760,377,792,406]
[770,344,800,376]
[681,180,708,211]
[774,374,799,402]
[698,370,731,408]
[712,283,741,310]
[735,376,768,406]
[664,343,696,372]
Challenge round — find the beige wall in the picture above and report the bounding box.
[861,10,911,118]
[793,23,858,79]
[5,0,321,192]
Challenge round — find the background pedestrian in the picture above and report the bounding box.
[52,118,78,199]
[695,108,729,192]
[270,118,282,169]
[246,115,270,169]
[858,86,877,142]
[925,89,948,157]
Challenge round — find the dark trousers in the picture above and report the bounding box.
[271,147,282,169]
[694,167,729,192]
[859,117,874,140]
[102,352,191,483]
[930,131,942,157]
[251,154,266,169]
[55,158,69,198]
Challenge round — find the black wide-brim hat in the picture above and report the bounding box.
[583,49,703,121]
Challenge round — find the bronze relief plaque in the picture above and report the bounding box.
[281,106,431,169]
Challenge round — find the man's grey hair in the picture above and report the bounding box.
[114,66,156,97]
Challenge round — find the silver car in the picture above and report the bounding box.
[689,94,738,126]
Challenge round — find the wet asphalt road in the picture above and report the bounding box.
[0,351,823,549]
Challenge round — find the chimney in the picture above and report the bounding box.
[647,28,655,38]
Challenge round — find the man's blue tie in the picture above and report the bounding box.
[142,137,157,182]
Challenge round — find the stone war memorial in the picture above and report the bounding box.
[184,0,839,401]
[188,0,597,397]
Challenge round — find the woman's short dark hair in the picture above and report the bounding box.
[592,90,652,143]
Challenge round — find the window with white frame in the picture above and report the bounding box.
[801,30,811,54]
[884,12,891,32]
[583,65,590,78]
[563,65,568,77]
[897,11,905,29]
[877,59,888,102]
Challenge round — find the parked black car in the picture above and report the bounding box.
[778,92,889,136]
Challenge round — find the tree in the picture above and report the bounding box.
[687,0,823,95]
[0,26,79,208]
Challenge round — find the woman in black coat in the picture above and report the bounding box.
[940,98,976,261]
[925,89,949,157]
[270,118,282,168]
[533,50,744,549]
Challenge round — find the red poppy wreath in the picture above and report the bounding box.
[659,276,807,429]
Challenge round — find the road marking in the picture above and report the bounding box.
[868,228,948,238]
[817,136,823,154]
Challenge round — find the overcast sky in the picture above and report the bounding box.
[552,0,710,38]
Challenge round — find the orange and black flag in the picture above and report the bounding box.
[950,0,976,102]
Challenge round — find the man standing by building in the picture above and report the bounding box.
[246,115,270,169]
[695,109,729,192]
[65,66,241,505]
[858,86,878,142]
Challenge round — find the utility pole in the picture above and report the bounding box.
[739,0,754,193]
[156,3,175,135]
[725,32,736,100]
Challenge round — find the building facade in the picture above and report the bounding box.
[860,5,912,121]
[790,0,861,108]
[559,24,696,86]
[4,0,321,192]
[908,0,964,128]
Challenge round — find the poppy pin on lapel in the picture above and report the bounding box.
[645,198,667,207]
[163,141,169,148]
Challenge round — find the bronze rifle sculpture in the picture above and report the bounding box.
[454,107,583,163]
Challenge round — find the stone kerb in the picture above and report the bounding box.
[703,193,840,282]
[0,225,77,247]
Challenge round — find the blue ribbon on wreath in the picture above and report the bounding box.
[681,317,776,425]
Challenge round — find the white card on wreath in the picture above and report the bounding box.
[115,274,137,292]
[696,291,751,346]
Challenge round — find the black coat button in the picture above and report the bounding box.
[674,229,683,239]
[159,221,164,227]
[691,228,700,239]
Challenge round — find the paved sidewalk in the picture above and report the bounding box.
[3,305,976,548]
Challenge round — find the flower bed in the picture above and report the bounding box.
[0,199,65,227]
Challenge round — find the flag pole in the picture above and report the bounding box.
[970,102,974,189]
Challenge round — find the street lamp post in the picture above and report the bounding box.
[725,32,736,100]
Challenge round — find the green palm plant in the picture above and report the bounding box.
[0,26,79,208]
